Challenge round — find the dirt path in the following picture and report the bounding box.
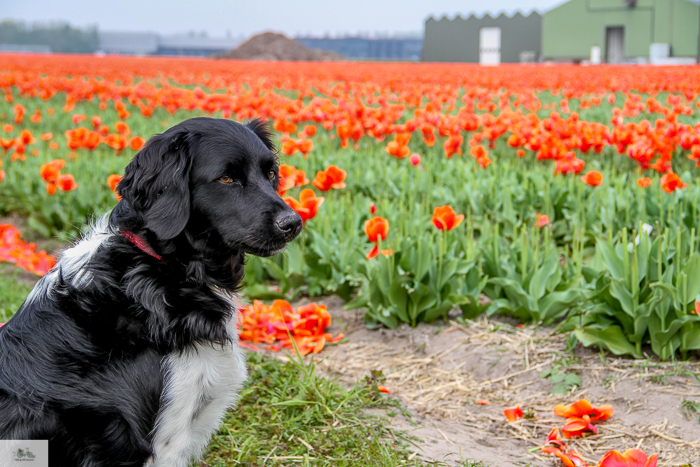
[301,296,700,467]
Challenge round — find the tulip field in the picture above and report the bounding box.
[2,55,700,366]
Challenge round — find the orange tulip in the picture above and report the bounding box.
[660,172,687,193]
[107,174,122,193]
[57,174,78,192]
[477,156,492,169]
[535,213,550,228]
[364,216,389,243]
[129,136,145,151]
[40,133,53,141]
[553,399,614,422]
[0,138,15,153]
[278,164,309,195]
[19,129,35,145]
[581,170,603,187]
[115,121,131,136]
[302,125,316,137]
[312,165,346,191]
[561,415,598,438]
[503,405,523,422]
[637,177,652,188]
[543,427,565,449]
[284,189,324,224]
[432,205,464,231]
[40,159,65,183]
[596,449,657,467]
[554,448,587,467]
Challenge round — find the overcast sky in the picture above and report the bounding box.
[3,0,566,37]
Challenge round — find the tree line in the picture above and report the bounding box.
[0,20,98,53]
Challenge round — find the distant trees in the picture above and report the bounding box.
[0,20,98,53]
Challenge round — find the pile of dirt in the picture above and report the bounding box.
[213,32,344,61]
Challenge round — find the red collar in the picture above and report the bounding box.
[120,230,163,260]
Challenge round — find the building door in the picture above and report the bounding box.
[480,27,501,65]
[606,27,624,64]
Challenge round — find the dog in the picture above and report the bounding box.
[0,117,302,467]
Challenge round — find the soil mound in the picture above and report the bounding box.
[214,32,343,61]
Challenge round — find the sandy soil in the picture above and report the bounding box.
[296,296,700,467]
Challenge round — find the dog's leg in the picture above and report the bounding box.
[147,337,246,467]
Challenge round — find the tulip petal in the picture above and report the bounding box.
[503,405,523,422]
[622,449,647,467]
[597,450,628,467]
[554,399,594,418]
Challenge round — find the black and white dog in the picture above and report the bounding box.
[0,118,302,466]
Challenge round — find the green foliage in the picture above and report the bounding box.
[568,226,700,360]
[681,400,700,424]
[347,234,473,328]
[483,224,583,324]
[540,358,582,394]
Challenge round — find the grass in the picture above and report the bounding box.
[0,264,36,322]
[202,351,415,466]
[202,351,484,467]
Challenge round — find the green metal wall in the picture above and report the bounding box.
[542,0,700,60]
[423,12,542,63]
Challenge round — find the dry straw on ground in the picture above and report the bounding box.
[297,297,700,466]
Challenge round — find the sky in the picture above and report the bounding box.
[3,0,566,38]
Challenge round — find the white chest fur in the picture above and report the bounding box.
[144,309,247,467]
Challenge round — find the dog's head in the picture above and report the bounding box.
[113,117,302,259]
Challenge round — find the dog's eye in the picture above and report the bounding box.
[219,176,233,184]
[268,171,276,180]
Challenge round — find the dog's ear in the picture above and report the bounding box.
[246,118,276,152]
[116,131,194,240]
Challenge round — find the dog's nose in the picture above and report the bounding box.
[276,212,302,237]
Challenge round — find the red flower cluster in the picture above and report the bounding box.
[64,125,144,155]
[238,299,343,356]
[39,159,78,195]
[0,224,56,276]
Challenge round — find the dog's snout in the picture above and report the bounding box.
[276,212,302,238]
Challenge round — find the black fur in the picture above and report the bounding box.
[0,118,302,466]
